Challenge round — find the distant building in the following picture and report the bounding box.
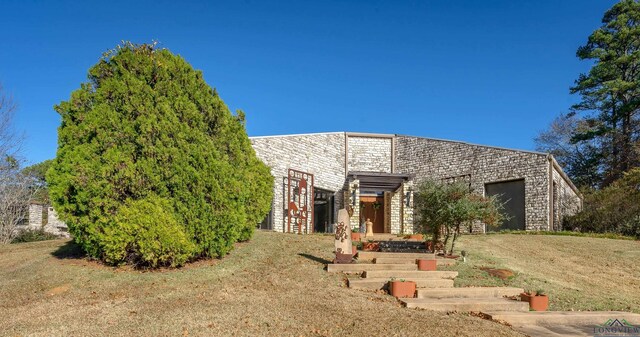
[250,132,582,234]
[24,203,70,238]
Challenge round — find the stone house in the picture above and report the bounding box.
[250,132,582,234]
[24,203,70,238]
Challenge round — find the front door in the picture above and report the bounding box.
[360,196,385,233]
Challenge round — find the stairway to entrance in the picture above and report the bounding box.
[325,250,640,336]
[327,250,528,313]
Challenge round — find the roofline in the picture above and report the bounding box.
[549,155,582,198]
[250,131,549,156]
[249,131,344,139]
[396,134,549,156]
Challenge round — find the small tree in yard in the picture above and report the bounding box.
[415,180,505,256]
[47,42,273,267]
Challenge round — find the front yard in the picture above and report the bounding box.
[0,231,521,337]
[441,234,640,313]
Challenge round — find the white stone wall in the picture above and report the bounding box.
[395,136,562,231]
[348,178,360,231]
[25,204,70,238]
[402,180,415,234]
[250,132,581,234]
[28,204,44,229]
[551,166,582,230]
[347,136,393,173]
[390,187,402,234]
[250,133,347,232]
[44,207,70,237]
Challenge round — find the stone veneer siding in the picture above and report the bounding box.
[347,136,392,173]
[551,163,582,230]
[24,204,70,238]
[250,132,581,234]
[28,204,44,229]
[395,136,567,231]
[250,133,346,233]
[251,133,407,233]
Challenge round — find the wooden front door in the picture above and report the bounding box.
[360,196,385,233]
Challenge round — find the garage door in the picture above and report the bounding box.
[484,179,525,231]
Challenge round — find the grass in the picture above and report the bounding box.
[492,230,637,241]
[440,234,640,313]
[0,231,523,337]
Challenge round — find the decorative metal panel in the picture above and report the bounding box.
[286,169,314,234]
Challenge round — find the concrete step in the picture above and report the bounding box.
[417,287,524,299]
[516,324,594,337]
[401,297,529,312]
[374,257,419,264]
[348,277,454,290]
[326,263,417,273]
[482,311,640,326]
[358,251,435,261]
[364,270,458,279]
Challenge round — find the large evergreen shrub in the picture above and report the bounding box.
[47,42,273,267]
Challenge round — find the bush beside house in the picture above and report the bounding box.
[46,42,273,267]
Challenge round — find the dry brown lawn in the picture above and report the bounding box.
[445,234,640,313]
[0,231,523,337]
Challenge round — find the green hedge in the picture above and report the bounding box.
[12,229,60,243]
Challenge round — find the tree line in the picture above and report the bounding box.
[536,0,640,237]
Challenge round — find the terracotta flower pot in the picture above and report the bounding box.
[389,280,416,298]
[408,234,423,241]
[352,244,358,257]
[520,293,549,311]
[351,232,361,242]
[417,259,437,271]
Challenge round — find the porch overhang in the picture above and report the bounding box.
[347,171,414,191]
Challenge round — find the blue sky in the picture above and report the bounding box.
[0,0,616,165]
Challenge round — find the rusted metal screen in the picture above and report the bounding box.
[286,169,314,234]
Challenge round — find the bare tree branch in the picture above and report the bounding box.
[0,83,33,243]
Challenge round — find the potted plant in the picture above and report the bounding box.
[416,258,437,271]
[520,289,549,311]
[389,278,416,298]
[351,231,361,241]
[408,233,424,241]
[363,240,380,251]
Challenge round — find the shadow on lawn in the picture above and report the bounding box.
[298,253,332,265]
[51,240,86,260]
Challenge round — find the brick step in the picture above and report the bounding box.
[326,263,416,273]
[357,251,436,261]
[482,311,640,326]
[348,277,454,290]
[364,270,458,279]
[372,257,456,267]
[417,287,524,299]
[401,298,529,312]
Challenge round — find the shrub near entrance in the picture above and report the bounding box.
[47,42,273,267]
